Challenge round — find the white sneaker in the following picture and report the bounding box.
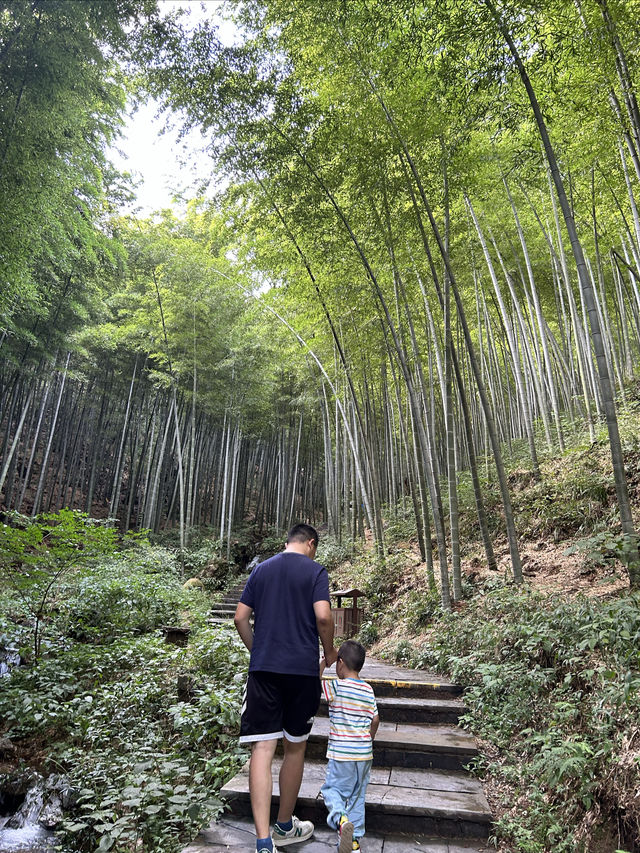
[272,815,314,846]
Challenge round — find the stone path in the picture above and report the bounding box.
[184,816,488,852]
[184,588,492,851]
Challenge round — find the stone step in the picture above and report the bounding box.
[183,815,491,852]
[220,759,490,839]
[364,678,462,701]
[305,718,477,772]
[317,695,467,725]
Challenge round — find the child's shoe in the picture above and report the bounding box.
[338,815,354,853]
[352,841,361,851]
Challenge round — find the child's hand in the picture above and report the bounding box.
[371,713,380,741]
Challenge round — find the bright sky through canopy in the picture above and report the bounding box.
[111,0,235,215]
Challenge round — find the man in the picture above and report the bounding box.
[235,523,338,853]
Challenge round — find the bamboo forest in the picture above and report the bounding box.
[2,1,640,851]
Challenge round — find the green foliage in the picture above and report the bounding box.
[411,586,640,850]
[512,467,614,542]
[316,535,353,571]
[0,0,153,338]
[181,540,220,575]
[357,621,378,648]
[391,639,413,665]
[383,499,418,545]
[0,510,118,660]
[257,527,287,559]
[361,552,406,613]
[188,624,249,681]
[0,540,248,853]
[565,532,639,581]
[179,538,239,592]
[458,442,626,548]
[403,587,442,632]
[52,628,247,853]
[58,549,198,644]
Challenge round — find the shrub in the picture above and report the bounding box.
[316,536,353,571]
[358,621,378,648]
[414,586,640,850]
[0,510,118,661]
[383,498,418,545]
[0,627,248,852]
[404,587,442,632]
[256,527,286,559]
[0,539,248,853]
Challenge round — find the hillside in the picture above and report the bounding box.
[322,405,640,852]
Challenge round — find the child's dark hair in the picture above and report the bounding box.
[338,639,366,672]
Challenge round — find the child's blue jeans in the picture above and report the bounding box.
[321,758,372,839]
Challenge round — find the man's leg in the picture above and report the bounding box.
[249,738,279,840]
[276,738,306,823]
[272,675,317,845]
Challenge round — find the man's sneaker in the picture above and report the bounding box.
[272,815,314,847]
[338,815,354,853]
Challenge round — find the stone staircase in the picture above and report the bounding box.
[183,658,492,852]
[207,577,249,625]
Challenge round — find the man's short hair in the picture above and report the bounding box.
[338,640,366,673]
[287,523,319,546]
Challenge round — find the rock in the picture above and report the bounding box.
[177,674,195,701]
[182,577,204,590]
[39,795,62,829]
[0,737,17,756]
[44,774,74,810]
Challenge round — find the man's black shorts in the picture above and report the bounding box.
[239,671,321,743]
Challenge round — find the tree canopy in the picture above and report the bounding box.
[2,0,640,591]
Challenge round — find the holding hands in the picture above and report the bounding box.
[324,647,339,667]
[320,647,338,676]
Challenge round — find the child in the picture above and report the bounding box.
[319,640,379,853]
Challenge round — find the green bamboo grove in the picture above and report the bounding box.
[2,0,640,602]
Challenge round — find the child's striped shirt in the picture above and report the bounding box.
[321,677,378,761]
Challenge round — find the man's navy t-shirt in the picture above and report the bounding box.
[240,551,330,676]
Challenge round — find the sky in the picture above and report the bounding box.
[109,0,237,216]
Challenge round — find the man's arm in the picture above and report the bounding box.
[234,602,254,651]
[313,599,337,666]
[370,713,380,741]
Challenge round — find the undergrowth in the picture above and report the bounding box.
[402,585,640,852]
[354,404,640,852]
[0,533,249,852]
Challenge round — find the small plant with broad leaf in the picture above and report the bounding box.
[0,510,117,661]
